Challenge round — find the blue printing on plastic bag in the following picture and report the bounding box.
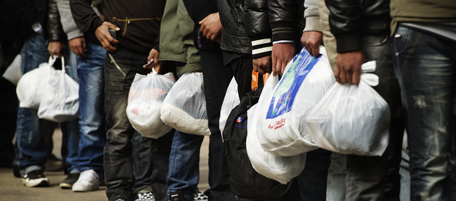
[266,49,320,119]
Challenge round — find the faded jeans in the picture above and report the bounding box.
[392,25,456,201]
[104,46,173,201]
[76,43,106,174]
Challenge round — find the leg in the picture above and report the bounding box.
[166,130,204,201]
[346,32,401,201]
[229,56,253,99]
[392,25,456,201]
[77,43,106,175]
[16,32,50,175]
[298,149,331,201]
[104,47,151,200]
[200,49,236,201]
[326,153,348,201]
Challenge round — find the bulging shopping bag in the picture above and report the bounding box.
[16,56,56,109]
[219,78,240,138]
[248,97,306,184]
[38,57,79,122]
[306,61,390,156]
[126,69,175,138]
[160,72,210,136]
[256,47,335,156]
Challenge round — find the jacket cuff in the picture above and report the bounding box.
[334,32,362,53]
[270,21,295,42]
[91,18,104,34]
[304,16,322,32]
[251,36,272,59]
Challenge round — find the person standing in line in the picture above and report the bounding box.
[54,0,107,192]
[70,0,174,200]
[13,0,80,188]
[324,0,402,200]
[390,1,456,200]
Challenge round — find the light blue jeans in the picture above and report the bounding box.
[75,43,106,174]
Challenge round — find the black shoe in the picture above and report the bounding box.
[169,191,185,201]
[59,172,80,189]
[22,170,49,187]
[13,165,21,178]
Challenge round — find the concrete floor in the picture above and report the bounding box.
[0,129,210,201]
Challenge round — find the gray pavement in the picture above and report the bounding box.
[0,129,210,201]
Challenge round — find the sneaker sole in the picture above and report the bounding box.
[60,183,73,189]
[23,179,49,187]
[72,183,99,192]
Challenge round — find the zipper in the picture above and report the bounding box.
[108,53,126,77]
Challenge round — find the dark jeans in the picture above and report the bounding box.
[134,130,174,201]
[392,25,456,201]
[228,55,253,99]
[104,47,173,201]
[345,32,401,201]
[298,149,331,201]
[201,49,237,201]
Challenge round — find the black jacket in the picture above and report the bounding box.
[48,0,65,41]
[325,0,391,53]
[182,0,220,50]
[217,0,251,55]
[0,0,62,42]
[71,0,165,53]
[244,0,304,59]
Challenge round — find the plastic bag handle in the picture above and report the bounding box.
[48,56,66,73]
[151,67,157,74]
[360,61,379,86]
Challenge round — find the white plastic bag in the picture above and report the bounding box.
[160,72,210,136]
[219,78,240,138]
[38,57,79,122]
[2,54,22,85]
[127,70,176,138]
[247,100,306,184]
[306,61,390,156]
[16,57,56,109]
[256,47,335,156]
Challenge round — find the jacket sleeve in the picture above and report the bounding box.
[268,0,298,42]
[56,0,83,40]
[304,0,321,32]
[48,0,65,41]
[325,0,362,53]
[244,0,272,59]
[70,0,103,34]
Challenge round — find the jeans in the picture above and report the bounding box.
[201,49,237,201]
[228,55,252,99]
[392,25,456,201]
[133,130,174,201]
[166,130,204,201]
[166,49,236,201]
[76,43,106,174]
[327,32,401,201]
[16,32,80,174]
[104,46,173,201]
[298,149,331,201]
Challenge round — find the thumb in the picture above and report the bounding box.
[108,23,120,31]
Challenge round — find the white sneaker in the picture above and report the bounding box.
[72,169,100,192]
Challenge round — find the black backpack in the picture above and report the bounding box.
[223,89,300,200]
